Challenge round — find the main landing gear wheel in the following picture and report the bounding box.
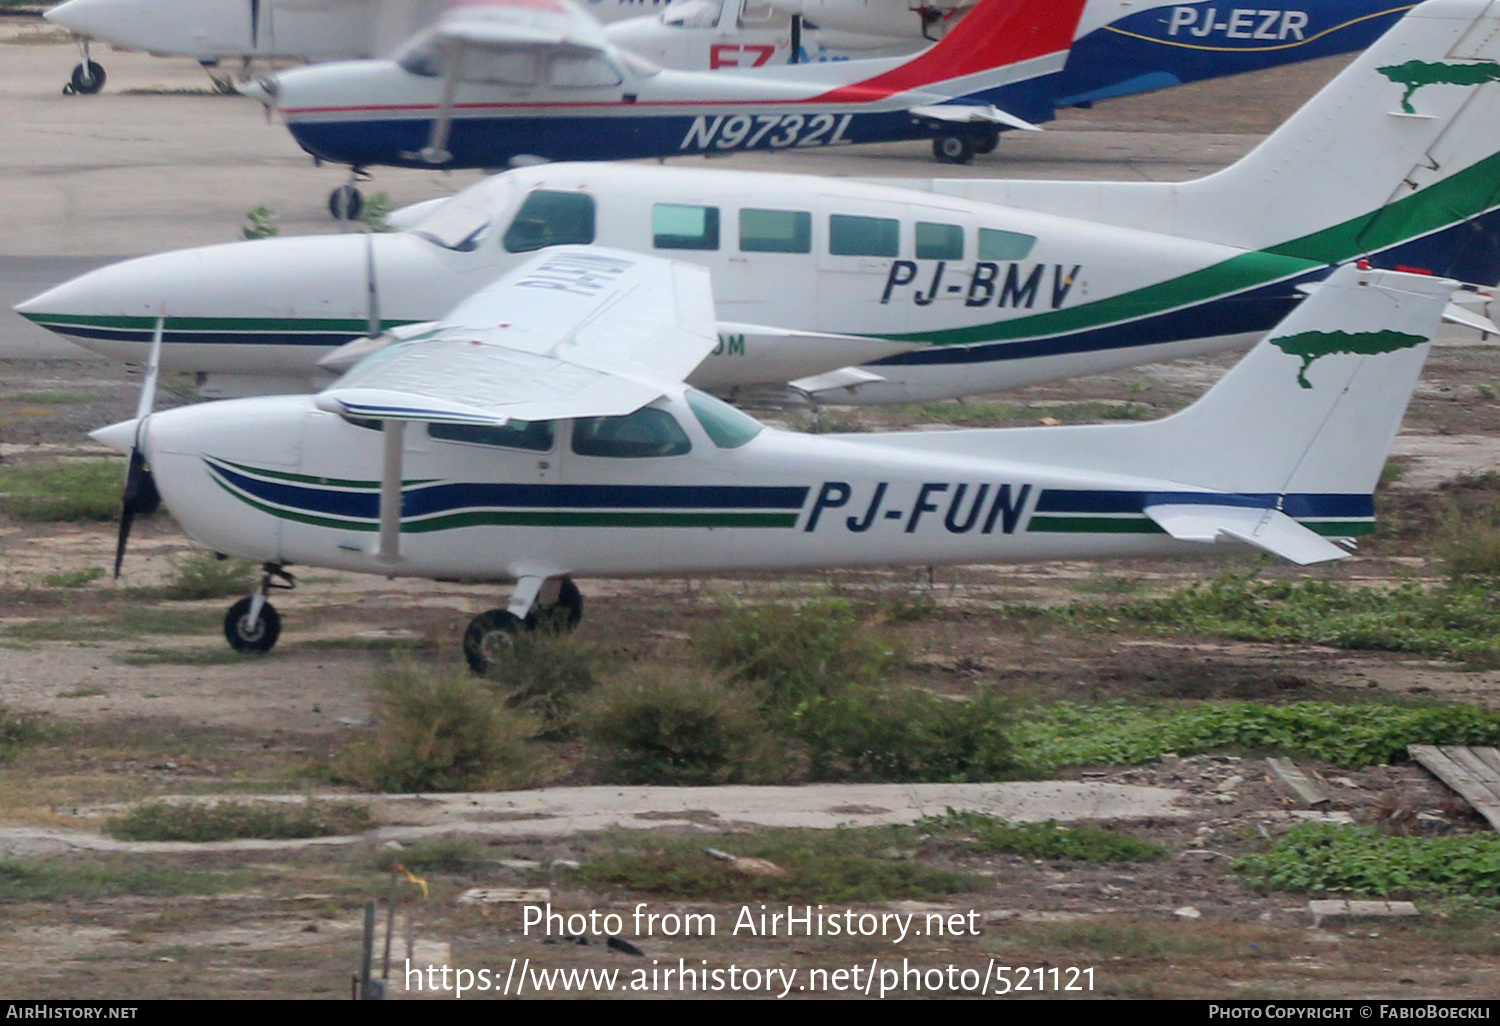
[224,596,281,653]
[974,130,1000,155]
[463,609,526,676]
[328,184,364,221]
[932,133,975,165]
[64,61,105,96]
[533,577,584,633]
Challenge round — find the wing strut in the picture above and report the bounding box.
[378,420,405,564]
[412,41,464,165]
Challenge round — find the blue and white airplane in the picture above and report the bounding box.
[89,252,1456,669]
[21,0,1500,405]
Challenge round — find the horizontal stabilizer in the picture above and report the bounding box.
[790,366,886,393]
[908,104,1040,131]
[1145,504,1350,565]
[1443,301,1500,334]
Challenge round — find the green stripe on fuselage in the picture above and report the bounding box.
[16,312,421,334]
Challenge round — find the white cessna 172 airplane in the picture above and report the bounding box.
[90,251,1454,672]
[42,0,673,94]
[21,0,1500,406]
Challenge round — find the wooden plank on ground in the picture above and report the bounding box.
[1408,745,1500,832]
[1267,757,1329,806]
[1471,746,1500,777]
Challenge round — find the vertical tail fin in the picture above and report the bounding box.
[1137,265,1452,498]
[958,0,1500,284]
[812,0,1087,103]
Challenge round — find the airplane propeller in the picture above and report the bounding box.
[113,312,165,577]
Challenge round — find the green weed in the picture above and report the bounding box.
[577,672,781,785]
[374,837,486,874]
[1061,570,1500,665]
[917,810,1166,861]
[0,459,124,521]
[0,706,43,763]
[1233,823,1500,897]
[694,597,899,711]
[2,392,110,405]
[330,660,551,792]
[480,631,601,728]
[115,647,257,667]
[107,800,371,842]
[41,566,104,589]
[163,552,257,601]
[0,858,244,900]
[568,828,980,902]
[792,685,1017,782]
[242,205,279,240]
[1009,700,1500,771]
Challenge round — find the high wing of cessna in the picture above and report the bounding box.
[239,0,1096,172]
[89,250,1455,672]
[41,0,672,94]
[20,0,1500,406]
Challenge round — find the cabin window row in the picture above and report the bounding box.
[499,191,1037,261]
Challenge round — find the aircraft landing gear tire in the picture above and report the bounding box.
[932,134,975,165]
[533,577,583,634]
[224,596,281,653]
[329,184,364,221]
[463,608,527,676]
[67,61,105,95]
[974,130,999,155]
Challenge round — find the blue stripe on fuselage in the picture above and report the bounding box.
[1036,489,1374,518]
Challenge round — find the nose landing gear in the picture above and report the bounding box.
[62,38,104,96]
[224,563,295,653]
[329,167,372,220]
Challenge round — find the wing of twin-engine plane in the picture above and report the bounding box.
[316,246,718,426]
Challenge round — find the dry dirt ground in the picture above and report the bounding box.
[2,39,1499,1002]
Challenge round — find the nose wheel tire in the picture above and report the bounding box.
[932,134,975,165]
[224,597,281,653]
[463,609,527,676]
[329,184,364,221]
[67,61,105,95]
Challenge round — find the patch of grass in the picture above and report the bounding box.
[57,685,105,698]
[917,810,1166,862]
[694,597,899,712]
[1060,570,1500,666]
[1005,920,1249,961]
[1009,700,1500,771]
[330,660,552,792]
[163,552,257,601]
[568,827,981,902]
[0,706,44,763]
[40,566,105,589]
[375,836,486,874]
[0,459,124,522]
[792,685,1017,782]
[106,799,372,842]
[2,391,110,405]
[242,205,279,239]
[881,399,1152,428]
[115,647,257,667]
[0,857,246,900]
[115,606,224,635]
[481,631,602,729]
[577,672,782,785]
[1233,823,1500,898]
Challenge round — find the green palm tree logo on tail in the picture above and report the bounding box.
[1378,59,1500,113]
[1271,329,1426,389]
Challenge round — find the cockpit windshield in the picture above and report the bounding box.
[393,26,443,77]
[407,174,517,251]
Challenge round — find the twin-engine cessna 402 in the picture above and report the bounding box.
[21,0,1500,406]
[91,252,1455,673]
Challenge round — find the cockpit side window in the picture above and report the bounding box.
[664,0,724,28]
[461,47,541,86]
[503,190,597,253]
[571,407,692,458]
[429,420,554,452]
[686,389,762,448]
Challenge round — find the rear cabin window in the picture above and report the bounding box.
[916,221,964,260]
[461,47,539,86]
[828,214,899,257]
[503,190,596,253]
[549,53,622,88]
[654,204,720,250]
[978,228,1036,261]
[739,208,811,253]
[428,420,554,452]
[572,407,692,458]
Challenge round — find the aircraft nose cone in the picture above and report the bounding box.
[44,0,102,34]
[90,418,139,455]
[237,76,278,107]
